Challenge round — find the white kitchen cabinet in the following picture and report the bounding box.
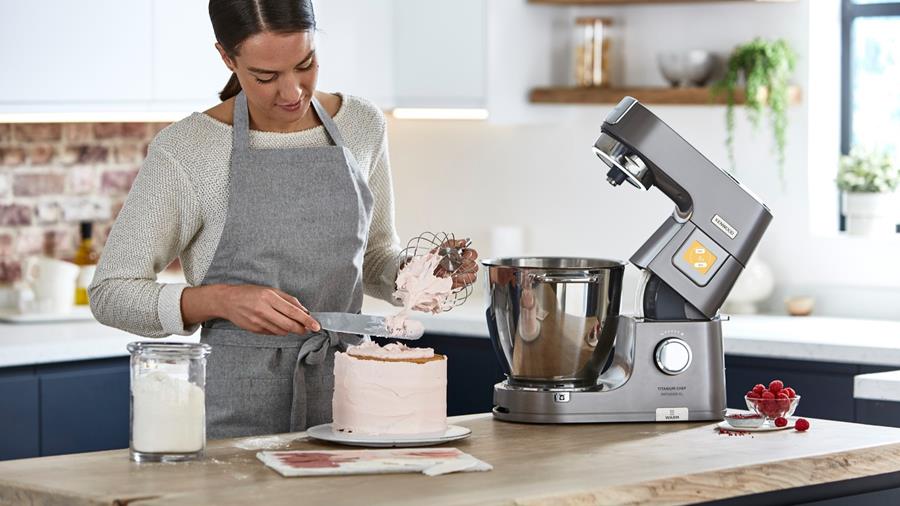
[314,0,486,110]
[0,0,402,116]
[0,0,525,120]
[387,0,567,122]
[151,0,231,110]
[0,0,223,117]
[391,0,486,109]
[313,0,394,108]
[0,1,153,110]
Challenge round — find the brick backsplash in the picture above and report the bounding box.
[0,122,169,284]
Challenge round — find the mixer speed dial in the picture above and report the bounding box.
[654,338,692,375]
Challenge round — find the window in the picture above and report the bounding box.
[840,0,900,231]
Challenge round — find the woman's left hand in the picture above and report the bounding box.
[433,239,478,289]
[452,246,478,289]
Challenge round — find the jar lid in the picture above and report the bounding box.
[127,341,211,358]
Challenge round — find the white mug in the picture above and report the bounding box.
[2,282,35,314]
[23,256,81,314]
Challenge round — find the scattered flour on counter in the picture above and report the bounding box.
[233,435,305,450]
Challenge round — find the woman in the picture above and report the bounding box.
[90,0,475,439]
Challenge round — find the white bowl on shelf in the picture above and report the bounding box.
[657,50,715,87]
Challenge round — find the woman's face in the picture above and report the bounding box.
[217,31,318,127]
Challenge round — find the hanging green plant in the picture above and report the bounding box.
[713,38,797,180]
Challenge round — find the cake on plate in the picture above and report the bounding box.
[332,340,447,435]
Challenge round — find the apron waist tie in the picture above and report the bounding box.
[297,330,340,365]
[290,330,348,431]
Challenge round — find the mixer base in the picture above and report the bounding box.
[491,317,727,424]
[492,406,724,424]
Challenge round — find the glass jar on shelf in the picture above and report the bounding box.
[574,16,613,88]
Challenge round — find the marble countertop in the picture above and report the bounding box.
[4,296,900,370]
[0,319,200,368]
[855,371,900,402]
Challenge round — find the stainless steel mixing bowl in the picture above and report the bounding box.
[482,257,624,387]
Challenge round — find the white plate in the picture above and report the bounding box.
[717,420,794,432]
[306,424,472,448]
[0,306,95,323]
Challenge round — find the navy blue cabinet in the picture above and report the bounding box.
[371,336,900,423]
[0,357,130,461]
[856,399,900,428]
[375,333,505,416]
[39,358,130,456]
[0,366,39,460]
[725,355,896,422]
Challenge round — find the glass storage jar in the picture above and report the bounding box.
[574,17,613,87]
[127,342,211,463]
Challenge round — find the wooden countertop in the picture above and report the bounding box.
[3,413,900,506]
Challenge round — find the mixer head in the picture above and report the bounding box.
[592,132,653,190]
[590,97,772,321]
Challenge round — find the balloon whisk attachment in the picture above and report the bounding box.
[396,231,477,312]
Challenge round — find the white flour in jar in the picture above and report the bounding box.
[132,371,205,453]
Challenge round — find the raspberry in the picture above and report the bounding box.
[774,416,788,427]
[752,384,766,395]
[775,392,791,413]
[769,380,784,394]
[783,387,796,398]
[747,390,761,399]
[761,391,775,400]
[795,418,810,431]
[768,402,782,417]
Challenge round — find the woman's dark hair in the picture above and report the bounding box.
[209,0,317,101]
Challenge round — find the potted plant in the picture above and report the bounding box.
[837,147,900,236]
[713,38,797,180]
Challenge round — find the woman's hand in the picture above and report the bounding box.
[432,238,478,289]
[451,246,478,289]
[182,284,320,336]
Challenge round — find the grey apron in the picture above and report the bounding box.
[199,90,373,439]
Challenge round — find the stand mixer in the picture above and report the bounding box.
[483,97,773,423]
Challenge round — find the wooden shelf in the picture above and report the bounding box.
[529,0,796,5]
[529,85,802,105]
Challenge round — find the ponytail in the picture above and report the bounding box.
[219,72,242,102]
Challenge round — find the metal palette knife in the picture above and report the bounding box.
[311,312,424,340]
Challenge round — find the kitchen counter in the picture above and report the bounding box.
[2,413,900,505]
[4,298,900,369]
[723,315,900,366]
[854,371,900,430]
[364,299,900,369]
[855,370,900,402]
[0,319,199,368]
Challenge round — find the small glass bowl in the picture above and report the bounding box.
[724,411,765,429]
[745,394,801,421]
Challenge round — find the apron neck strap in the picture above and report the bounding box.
[232,91,251,152]
[310,96,347,148]
[231,91,347,151]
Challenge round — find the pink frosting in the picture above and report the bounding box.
[384,315,425,339]
[346,340,435,360]
[387,252,453,336]
[332,346,447,435]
